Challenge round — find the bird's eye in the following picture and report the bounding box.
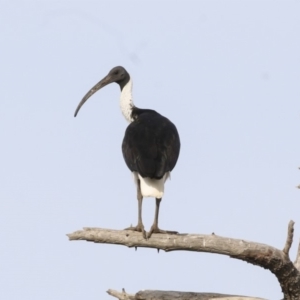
[114,71,119,75]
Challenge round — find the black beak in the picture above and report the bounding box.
[74,74,113,117]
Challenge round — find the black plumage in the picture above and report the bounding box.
[122,108,180,179]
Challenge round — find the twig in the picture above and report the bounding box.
[283,220,295,256]
[107,289,135,300]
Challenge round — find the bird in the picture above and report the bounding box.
[74,66,180,239]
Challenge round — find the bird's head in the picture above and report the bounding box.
[74,66,130,117]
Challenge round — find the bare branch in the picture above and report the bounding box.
[107,289,135,300]
[68,227,279,261]
[283,220,295,256]
[106,289,267,300]
[294,239,300,271]
[67,221,300,299]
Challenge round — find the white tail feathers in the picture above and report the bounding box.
[133,172,170,198]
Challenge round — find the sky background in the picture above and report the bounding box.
[1,1,300,299]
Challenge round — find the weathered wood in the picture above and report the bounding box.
[107,289,266,300]
[68,221,300,299]
[107,289,135,300]
[294,240,300,271]
[283,221,294,256]
[136,290,266,300]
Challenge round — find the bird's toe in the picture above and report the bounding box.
[147,225,178,239]
[124,224,147,239]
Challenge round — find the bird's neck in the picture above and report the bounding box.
[120,78,134,123]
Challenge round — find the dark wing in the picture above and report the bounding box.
[122,110,180,179]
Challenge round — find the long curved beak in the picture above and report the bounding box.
[74,75,113,117]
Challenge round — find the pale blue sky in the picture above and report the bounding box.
[1,1,300,299]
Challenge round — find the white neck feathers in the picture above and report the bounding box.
[120,79,134,123]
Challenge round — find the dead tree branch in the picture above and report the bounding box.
[294,240,300,271]
[67,221,300,299]
[107,289,267,300]
[107,289,135,300]
[283,220,294,256]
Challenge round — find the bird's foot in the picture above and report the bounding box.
[147,224,178,239]
[124,223,146,239]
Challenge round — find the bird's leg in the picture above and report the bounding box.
[147,198,178,239]
[124,179,146,238]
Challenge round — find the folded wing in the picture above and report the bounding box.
[122,109,180,179]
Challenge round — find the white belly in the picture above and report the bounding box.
[133,172,170,198]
